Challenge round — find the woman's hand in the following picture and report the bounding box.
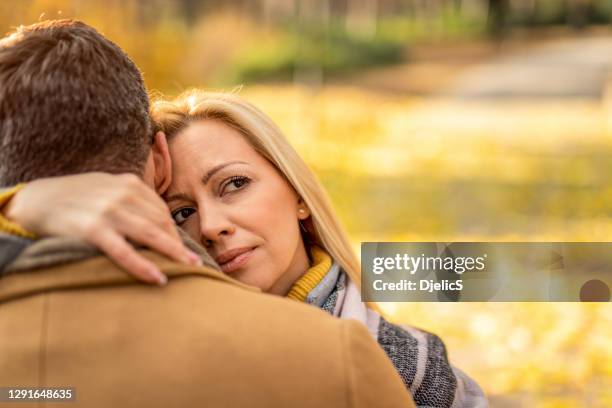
[3,173,203,285]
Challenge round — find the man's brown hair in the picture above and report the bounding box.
[0,19,151,186]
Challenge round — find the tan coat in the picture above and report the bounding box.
[0,241,414,408]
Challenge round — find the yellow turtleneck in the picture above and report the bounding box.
[286,246,332,302]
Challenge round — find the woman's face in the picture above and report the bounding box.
[164,120,311,295]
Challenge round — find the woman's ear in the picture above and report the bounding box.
[297,198,311,220]
[152,131,173,195]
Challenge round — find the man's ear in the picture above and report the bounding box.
[152,131,172,195]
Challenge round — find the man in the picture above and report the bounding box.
[0,20,414,407]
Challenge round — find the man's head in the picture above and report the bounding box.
[0,20,153,186]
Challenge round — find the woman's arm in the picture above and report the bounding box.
[1,173,203,284]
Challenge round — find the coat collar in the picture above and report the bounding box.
[0,235,258,304]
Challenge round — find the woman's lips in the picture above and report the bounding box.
[215,247,256,274]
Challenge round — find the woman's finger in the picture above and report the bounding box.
[89,229,168,285]
[97,180,197,262]
[114,212,202,267]
[120,183,183,243]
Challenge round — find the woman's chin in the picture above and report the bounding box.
[232,270,271,292]
[224,256,272,291]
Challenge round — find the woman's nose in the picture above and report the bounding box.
[198,205,235,247]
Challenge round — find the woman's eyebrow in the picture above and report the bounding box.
[165,161,249,203]
[164,192,192,204]
[202,160,248,184]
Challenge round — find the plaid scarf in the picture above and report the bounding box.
[304,262,488,408]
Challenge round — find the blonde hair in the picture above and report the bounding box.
[151,89,363,290]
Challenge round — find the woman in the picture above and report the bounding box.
[2,90,486,407]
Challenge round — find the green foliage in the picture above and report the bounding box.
[376,13,486,43]
[227,22,405,83]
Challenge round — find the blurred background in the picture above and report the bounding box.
[2,1,611,406]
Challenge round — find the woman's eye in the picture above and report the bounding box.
[221,176,250,195]
[171,208,196,225]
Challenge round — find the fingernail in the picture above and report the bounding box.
[187,251,203,266]
[151,268,167,286]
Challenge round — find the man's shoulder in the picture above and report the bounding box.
[0,248,415,408]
